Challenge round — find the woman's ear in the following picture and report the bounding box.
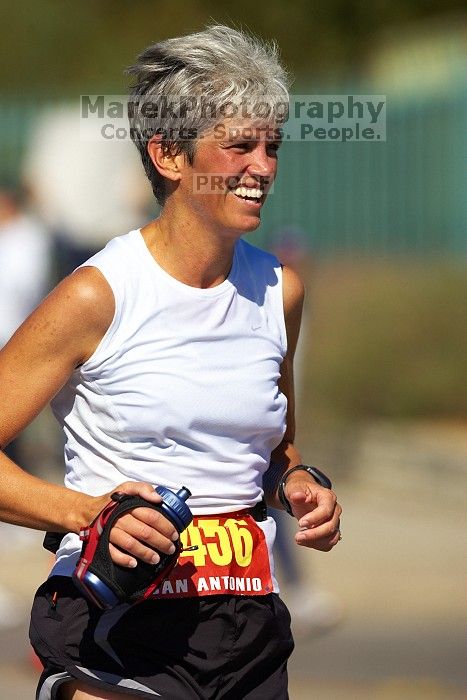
[147,136,184,183]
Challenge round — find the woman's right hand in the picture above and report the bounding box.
[93,482,180,568]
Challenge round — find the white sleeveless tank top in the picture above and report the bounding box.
[50,229,287,585]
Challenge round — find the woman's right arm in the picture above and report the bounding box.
[0,266,116,533]
[0,266,179,567]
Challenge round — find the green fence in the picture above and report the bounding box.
[1,88,466,255]
[256,88,467,254]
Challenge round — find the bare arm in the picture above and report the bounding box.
[266,263,305,500]
[0,266,116,532]
[0,267,178,567]
[266,264,342,551]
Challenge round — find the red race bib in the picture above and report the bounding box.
[151,513,273,599]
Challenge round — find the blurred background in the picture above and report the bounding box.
[0,2,466,698]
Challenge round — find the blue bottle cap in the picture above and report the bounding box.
[155,485,193,531]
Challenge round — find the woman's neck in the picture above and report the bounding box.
[141,204,238,289]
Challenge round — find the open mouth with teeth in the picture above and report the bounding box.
[231,186,264,202]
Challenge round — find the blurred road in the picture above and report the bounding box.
[286,420,467,699]
[0,420,465,699]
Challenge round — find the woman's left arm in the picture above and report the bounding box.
[266,264,342,551]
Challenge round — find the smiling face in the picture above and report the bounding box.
[176,120,282,238]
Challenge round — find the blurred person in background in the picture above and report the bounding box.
[0,183,51,629]
[0,26,342,699]
[24,107,152,280]
[271,227,343,638]
[0,183,51,462]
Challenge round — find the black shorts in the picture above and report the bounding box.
[30,576,294,699]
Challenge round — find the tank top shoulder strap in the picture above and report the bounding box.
[235,239,287,355]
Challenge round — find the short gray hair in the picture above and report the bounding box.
[127,25,290,204]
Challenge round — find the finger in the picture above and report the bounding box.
[296,494,340,529]
[286,484,314,503]
[295,527,341,551]
[295,523,337,548]
[108,542,138,568]
[115,481,163,504]
[295,504,342,546]
[311,527,342,551]
[112,512,177,556]
[128,507,179,543]
[110,523,176,565]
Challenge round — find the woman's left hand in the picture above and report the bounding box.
[284,475,342,551]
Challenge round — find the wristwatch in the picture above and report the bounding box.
[278,465,332,516]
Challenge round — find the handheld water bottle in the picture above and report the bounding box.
[73,486,192,609]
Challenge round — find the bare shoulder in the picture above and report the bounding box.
[37,267,115,359]
[282,264,305,319]
[0,266,115,444]
[51,265,114,329]
[1,265,115,374]
[54,264,113,306]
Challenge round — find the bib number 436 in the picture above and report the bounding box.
[179,518,254,568]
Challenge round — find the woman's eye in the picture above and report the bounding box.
[226,141,281,154]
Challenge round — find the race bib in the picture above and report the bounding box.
[151,513,273,599]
